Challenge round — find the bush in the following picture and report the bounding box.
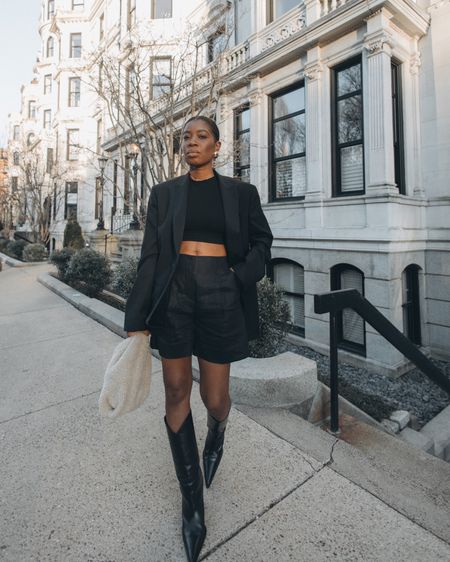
[50,247,76,281]
[63,219,85,250]
[23,243,48,262]
[248,276,291,358]
[66,248,112,297]
[0,237,9,252]
[6,239,27,260]
[111,257,139,298]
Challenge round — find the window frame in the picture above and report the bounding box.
[28,100,36,119]
[267,0,298,23]
[46,36,54,58]
[150,56,172,99]
[269,80,306,202]
[13,125,20,141]
[69,33,82,58]
[44,74,52,95]
[46,148,54,174]
[68,77,81,107]
[43,109,52,130]
[64,181,78,220]
[66,129,80,161]
[269,258,306,337]
[151,0,173,19]
[13,152,20,166]
[330,264,366,355]
[391,59,405,195]
[72,0,84,9]
[47,0,55,19]
[331,55,365,197]
[233,104,251,182]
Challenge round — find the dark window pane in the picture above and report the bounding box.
[337,63,361,96]
[154,0,172,18]
[340,269,364,345]
[275,157,306,198]
[273,0,298,20]
[274,113,305,157]
[340,145,363,192]
[273,88,304,119]
[337,95,362,143]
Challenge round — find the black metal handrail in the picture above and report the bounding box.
[314,289,450,433]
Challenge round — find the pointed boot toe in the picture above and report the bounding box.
[202,412,228,488]
[182,517,207,562]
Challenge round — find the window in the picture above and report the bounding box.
[43,109,52,129]
[67,129,80,160]
[98,60,103,93]
[68,77,81,107]
[70,33,82,58]
[44,74,52,94]
[11,177,18,191]
[271,259,305,336]
[235,0,251,44]
[152,0,172,19]
[127,0,136,29]
[27,133,35,146]
[64,181,78,220]
[13,152,19,166]
[124,156,130,214]
[112,160,118,213]
[268,0,298,22]
[46,148,54,174]
[392,61,405,194]
[46,36,54,57]
[270,82,306,200]
[28,100,36,119]
[234,105,250,182]
[402,265,421,345]
[13,125,20,141]
[99,13,104,40]
[72,0,84,9]
[332,57,364,196]
[125,65,137,109]
[331,264,365,354]
[207,29,226,63]
[47,0,55,18]
[96,119,102,154]
[150,57,172,99]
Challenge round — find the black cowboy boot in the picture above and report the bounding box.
[203,411,229,488]
[165,411,206,562]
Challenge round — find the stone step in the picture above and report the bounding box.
[420,404,450,460]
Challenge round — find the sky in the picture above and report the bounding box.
[0,2,41,146]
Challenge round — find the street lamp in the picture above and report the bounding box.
[128,143,140,230]
[97,155,108,230]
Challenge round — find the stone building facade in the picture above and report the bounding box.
[6,0,450,373]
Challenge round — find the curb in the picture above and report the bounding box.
[0,251,48,268]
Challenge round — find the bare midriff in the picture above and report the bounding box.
[179,240,227,256]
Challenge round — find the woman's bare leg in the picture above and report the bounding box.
[198,357,231,421]
[162,356,193,432]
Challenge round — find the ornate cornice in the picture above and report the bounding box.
[304,61,323,81]
[261,14,306,52]
[364,30,395,57]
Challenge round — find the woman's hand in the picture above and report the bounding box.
[127,330,150,337]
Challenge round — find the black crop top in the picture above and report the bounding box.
[182,176,225,244]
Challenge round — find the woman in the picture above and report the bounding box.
[124,116,273,562]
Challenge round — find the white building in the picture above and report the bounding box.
[6,0,450,374]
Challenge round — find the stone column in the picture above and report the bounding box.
[409,50,425,198]
[248,83,267,201]
[363,9,397,196]
[304,48,324,201]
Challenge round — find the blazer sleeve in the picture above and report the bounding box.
[123,187,159,332]
[233,184,273,289]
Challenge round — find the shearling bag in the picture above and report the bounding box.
[98,333,152,418]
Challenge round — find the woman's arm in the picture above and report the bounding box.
[233,184,273,289]
[123,187,159,333]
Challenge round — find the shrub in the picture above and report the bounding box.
[0,238,9,252]
[23,243,48,262]
[63,219,85,250]
[50,247,76,281]
[6,239,27,260]
[66,248,112,297]
[111,257,139,298]
[248,276,291,358]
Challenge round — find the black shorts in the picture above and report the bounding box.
[150,254,249,364]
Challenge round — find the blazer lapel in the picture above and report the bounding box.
[171,171,241,261]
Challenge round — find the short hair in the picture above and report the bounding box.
[183,115,220,141]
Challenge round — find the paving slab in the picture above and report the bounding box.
[0,374,317,562]
[204,467,450,562]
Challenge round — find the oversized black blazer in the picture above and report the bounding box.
[124,170,273,341]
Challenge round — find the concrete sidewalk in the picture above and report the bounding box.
[1,264,449,562]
